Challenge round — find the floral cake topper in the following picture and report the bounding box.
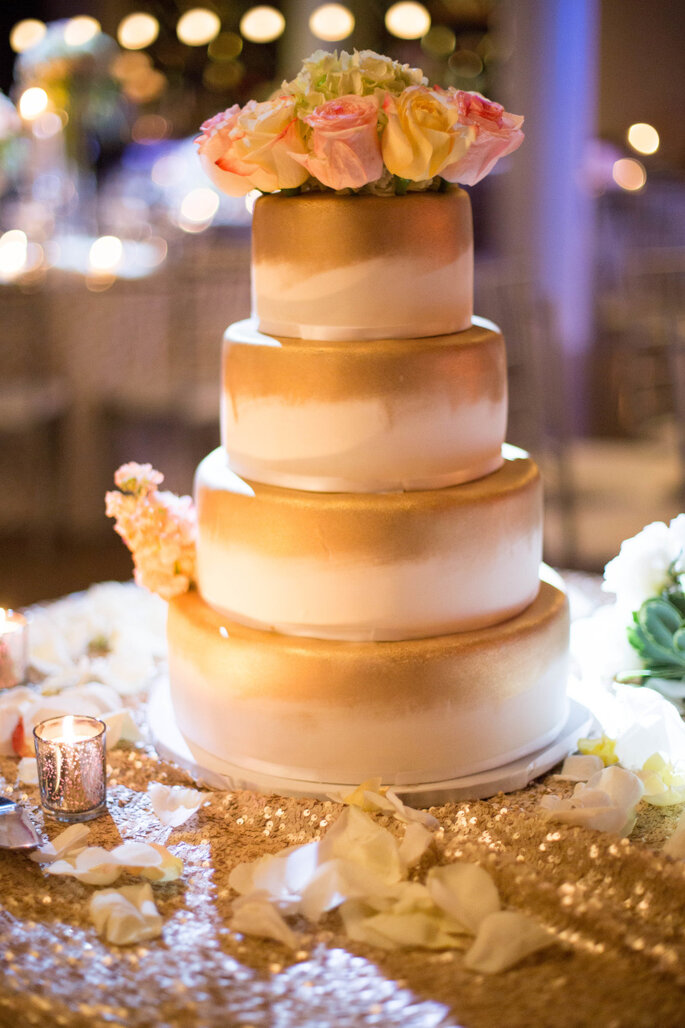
[196,49,524,196]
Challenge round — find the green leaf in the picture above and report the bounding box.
[394,176,410,195]
[638,597,682,641]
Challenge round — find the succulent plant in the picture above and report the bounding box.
[617,593,685,706]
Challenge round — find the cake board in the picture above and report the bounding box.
[149,676,595,805]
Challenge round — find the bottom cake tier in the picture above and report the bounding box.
[167,567,570,788]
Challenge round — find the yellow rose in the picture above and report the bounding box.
[381,86,475,182]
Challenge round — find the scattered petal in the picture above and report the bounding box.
[426,863,500,934]
[31,823,90,863]
[148,783,204,827]
[48,847,121,885]
[554,754,604,781]
[44,841,182,884]
[663,809,685,859]
[398,822,434,868]
[637,753,685,806]
[103,708,143,749]
[318,806,403,885]
[229,841,320,913]
[230,893,298,949]
[17,757,39,784]
[464,910,554,973]
[384,789,441,830]
[578,734,618,766]
[90,883,163,945]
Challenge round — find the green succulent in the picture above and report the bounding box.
[616,594,685,706]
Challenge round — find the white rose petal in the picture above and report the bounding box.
[426,863,500,935]
[44,841,182,884]
[17,757,39,784]
[230,893,298,949]
[554,754,604,782]
[30,823,91,863]
[464,910,554,973]
[586,765,644,811]
[103,708,143,749]
[148,783,204,827]
[229,841,320,913]
[398,822,434,869]
[298,857,397,922]
[317,807,403,884]
[48,846,121,885]
[90,883,163,945]
[384,789,440,830]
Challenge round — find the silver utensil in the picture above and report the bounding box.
[0,795,43,850]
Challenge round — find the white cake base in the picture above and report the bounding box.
[149,675,594,805]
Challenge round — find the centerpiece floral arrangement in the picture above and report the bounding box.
[196,49,524,196]
[603,514,685,708]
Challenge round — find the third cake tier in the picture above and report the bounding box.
[195,444,542,641]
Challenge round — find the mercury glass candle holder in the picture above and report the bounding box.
[0,608,28,690]
[34,715,107,822]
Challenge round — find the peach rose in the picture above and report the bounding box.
[381,86,475,182]
[440,90,524,186]
[293,94,382,190]
[196,96,309,195]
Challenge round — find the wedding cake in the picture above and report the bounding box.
[160,52,569,791]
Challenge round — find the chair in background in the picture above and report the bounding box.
[0,282,70,543]
[102,229,252,498]
[475,262,578,567]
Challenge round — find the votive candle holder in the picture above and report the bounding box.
[34,715,107,822]
[0,608,28,690]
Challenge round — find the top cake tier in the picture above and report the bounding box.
[252,188,473,342]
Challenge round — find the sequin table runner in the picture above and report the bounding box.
[1,580,684,1028]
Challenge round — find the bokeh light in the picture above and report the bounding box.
[309,4,355,42]
[19,88,49,121]
[118,13,160,51]
[627,122,659,156]
[131,114,170,144]
[64,16,101,47]
[9,19,46,54]
[89,235,123,272]
[421,25,456,58]
[449,49,483,78]
[209,32,244,61]
[385,2,431,40]
[0,230,28,280]
[32,111,64,139]
[612,158,647,192]
[240,6,286,43]
[180,188,220,225]
[177,8,221,47]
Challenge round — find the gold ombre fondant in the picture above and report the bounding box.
[251,189,473,341]
[167,179,570,791]
[195,446,542,640]
[222,316,507,491]
[168,573,570,785]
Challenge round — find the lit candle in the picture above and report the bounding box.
[34,715,107,822]
[0,608,28,690]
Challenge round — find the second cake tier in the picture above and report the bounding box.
[195,445,543,641]
[222,316,506,492]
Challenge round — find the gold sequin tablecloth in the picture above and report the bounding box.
[1,578,685,1028]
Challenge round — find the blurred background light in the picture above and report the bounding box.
[118,13,160,51]
[89,235,123,272]
[0,230,28,280]
[64,16,101,47]
[385,2,431,40]
[19,87,49,121]
[177,8,221,47]
[449,49,483,78]
[208,32,244,61]
[9,19,46,54]
[32,111,64,139]
[309,4,355,42]
[131,114,170,144]
[180,187,220,224]
[240,6,286,44]
[421,25,457,58]
[612,157,647,191]
[627,122,660,156]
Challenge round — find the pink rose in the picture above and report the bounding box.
[196,96,309,196]
[294,94,383,190]
[440,90,524,186]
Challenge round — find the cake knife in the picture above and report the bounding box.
[0,795,42,850]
